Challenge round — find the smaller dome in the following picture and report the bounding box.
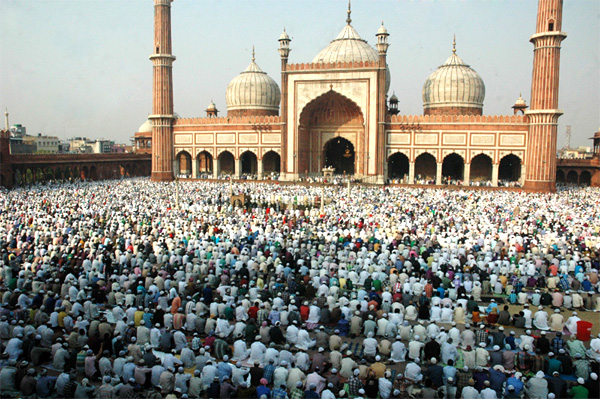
[422,47,485,115]
[389,92,398,103]
[138,119,153,133]
[513,94,526,107]
[206,100,218,112]
[225,50,281,116]
[377,23,388,36]
[279,29,290,41]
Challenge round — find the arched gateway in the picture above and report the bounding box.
[297,91,364,177]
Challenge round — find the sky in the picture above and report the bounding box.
[0,0,598,147]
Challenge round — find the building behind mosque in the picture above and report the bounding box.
[136,0,599,191]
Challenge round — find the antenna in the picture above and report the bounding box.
[564,125,571,149]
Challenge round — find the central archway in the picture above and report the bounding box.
[324,137,355,175]
[298,91,364,176]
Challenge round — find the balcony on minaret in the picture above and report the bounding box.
[205,101,219,118]
[388,92,399,116]
[278,28,291,61]
[376,22,389,55]
[512,94,528,115]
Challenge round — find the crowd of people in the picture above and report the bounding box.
[0,178,599,399]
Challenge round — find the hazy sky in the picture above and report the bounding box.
[1,0,598,147]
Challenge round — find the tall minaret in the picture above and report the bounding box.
[149,0,176,181]
[4,108,9,130]
[524,0,566,192]
[375,21,389,183]
[278,28,291,180]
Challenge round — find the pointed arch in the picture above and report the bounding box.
[470,153,493,183]
[240,150,258,175]
[415,152,436,181]
[196,151,213,175]
[297,90,365,176]
[498,154,522,182]
[388,152,409,181]
[566,170,578,183]
[442,153,464,182]
[218,150,235,175]
[579,171,591,186]
[262,151,281,176]
[175,150,192,177]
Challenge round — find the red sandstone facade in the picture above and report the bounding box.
[140,0,578,192]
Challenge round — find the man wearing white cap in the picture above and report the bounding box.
[524,371,549,399]
[533,306,549,331]
[587,333,600,359]
[549,308,565,332]
[519,330,535,351]
[565,311,581,335]
[569,377,589,398]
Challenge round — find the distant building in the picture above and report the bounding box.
[558,146,594,159]
[69,137,115,154]
[9,124,26,138]
[59,141,70,153]
[111,144,133,153]
[34,133,60,153]
[9,125,37,154]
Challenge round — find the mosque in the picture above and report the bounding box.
[137,0,567,192]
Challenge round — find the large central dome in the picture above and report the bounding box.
[312,23,379,64]
[311,6,390,93]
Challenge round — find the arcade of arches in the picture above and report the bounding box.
[298,91,365,177]
[10,162,146,186]
[387,152,524,186]
[556,169,592,186]
[174,150,281,179]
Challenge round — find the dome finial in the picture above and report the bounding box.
[452,34,456,54]
[346,0,352,25]
[252,46,255,62]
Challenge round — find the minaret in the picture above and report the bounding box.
[278,27,291,180]
[376,21,389,183]
[524,0,566,192]
[4,108,9,130]
[149,0,176,181]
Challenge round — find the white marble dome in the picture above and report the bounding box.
[226,55,281,114]
[312,19,391,93]
[422,51,485,112]
[313,24,379,64]
[137,119,153,133]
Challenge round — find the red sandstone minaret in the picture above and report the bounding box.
[150,0,175,181]
[524,0,567,192]
[376,21,389,184]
